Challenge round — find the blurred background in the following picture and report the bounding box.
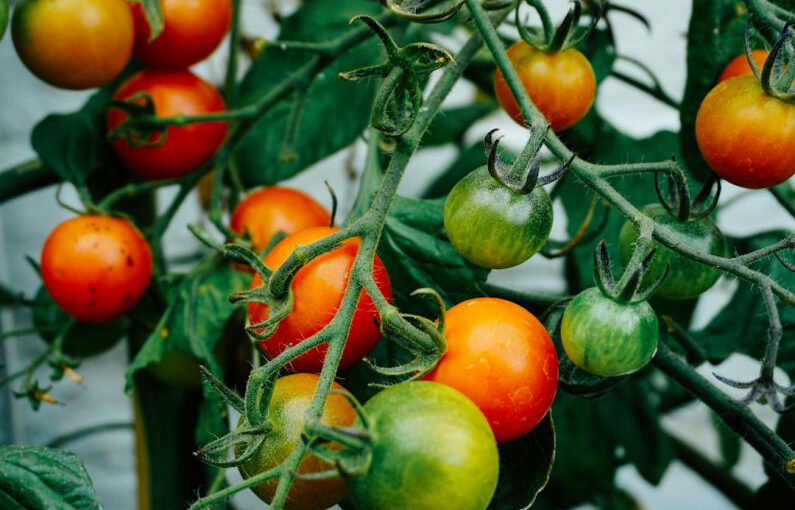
[0,1,791,509]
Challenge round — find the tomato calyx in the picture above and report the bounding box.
[517,0,601,52]
[654,170,720,222]
[107,92,168,149]
[594,235,668,304]
[339,15,454,136]
[744,21,795,102]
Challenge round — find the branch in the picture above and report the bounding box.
[0,159,59,204]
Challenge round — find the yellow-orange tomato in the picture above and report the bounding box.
[248,227,392,373]
[494,41,596,132]
[41,216,152,323]
[230,187,331,254]
[718,50,768,83]
[239,374,356,510]
[11,0,133,89]
[696,75,795,189]
[425,297,558,443]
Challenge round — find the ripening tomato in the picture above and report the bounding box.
[425,297,558,443]
[347,381,499,510]
[718,50,768,83]
[231,187,331,254]
[130,0,232,69]
[248,227,391,373]
[107,69,227,180]
[12,0,133,89]
[695,75,795,189]
[494,41,596,131]
[239,374,357,510]
[41,215,152,323]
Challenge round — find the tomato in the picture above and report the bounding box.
[619,204,727,300]
[107,69,227,180]
[347,381,499,510]
[248,227,391,373]
[561,288,658,377]
[695,75,795,189]
[718,50,768,83]
[444,166,552,269]
[11,0,133,90]
[231,187,331,254]
[494,41,595,131]
[424,297,558,443]
[238,373,356,510]
[130,0,231,69]
[41,215,152,323]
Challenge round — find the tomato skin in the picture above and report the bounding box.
[425,297,558,443]
[231,187,331,254]
[619,205,727,300]
[444,166,552,269]
[718,50,768,83]
[561,288,658,377]
[239,374,356,510]
[248,227,391,373]
[41,216,152,323]
[695,75,795,189]
[347,381,499,510]
[12,0,133,90]
[107,69,227,180]
[494,41,595,131]
[130,0,231,69]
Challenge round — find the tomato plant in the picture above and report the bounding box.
[248,227,391,373]
[130,0,232,69]
[695,75,795,189]
[230,186,331,254]
[238,373,356,510]
[11,0,133,89]
[425,297,558,442]
[40,215,152,323]
[346,381,499,510]
[107,69,228,180]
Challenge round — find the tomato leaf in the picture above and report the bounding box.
[234,0,384,186]
[130,0,164,41]
[378,196,489,313]
[420,101,496,147]
[0,446,100,510]
[0,0,8,41]
[488,415,555,510]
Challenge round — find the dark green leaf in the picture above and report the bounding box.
[422,142,485,198]
[381,0,465,23]
[131,0,164,40]
[234,0,384,186]
[488,415,556,510]
[421,101,496,147]
[378,196,489,314]
[0,446,100,510]
[0,0,8,41]
[580,28,616,83]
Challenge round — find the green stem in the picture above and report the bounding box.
[611,70,681,109]
[225,0,243,106]
[0,159,59,204]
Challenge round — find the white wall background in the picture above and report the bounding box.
[0,1,792,509]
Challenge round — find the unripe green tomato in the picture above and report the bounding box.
[443,166,553,269]
[347,381,499,510]
[619,204,728,300]
[561,288,659,377]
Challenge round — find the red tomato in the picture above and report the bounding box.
[425,297,558,443]
[718,50,768,83]
[248,227,392,373]
[12,0,133,90]
[494,41,596,132]
[107,69,227,180]
[41,215,152,323]
[130,0,232,69]
[696,75,795,189]
[230,187,331,254]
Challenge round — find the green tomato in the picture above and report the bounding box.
[347,381,499,510]
[619,204,727,300]
[444,166,553,269]
[561,288,659,377]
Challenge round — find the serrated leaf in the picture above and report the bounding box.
[0,446,101,510]
[378,196,489,314]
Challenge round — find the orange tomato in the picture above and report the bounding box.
[41,215,152,323]
[107,69,227,180]
[425,297,558,443]
[248,227,391,373]
[718,50,768,83]
[494,41,596,132]
[12,0,133,89]
[230,187,331,254]
[130,0,231,69]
